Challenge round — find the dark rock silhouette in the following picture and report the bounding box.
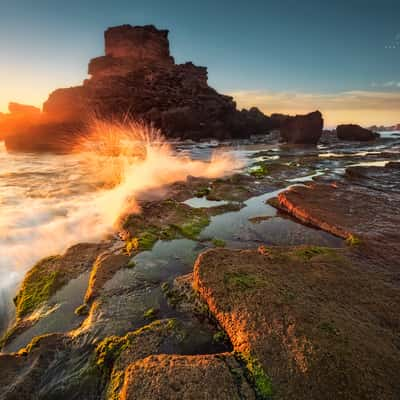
[337,124,379,141]
[368,124,400,132]
[280,111,323,144]
[1,24,274,152]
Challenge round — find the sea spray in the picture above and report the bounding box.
[0,121,242,317]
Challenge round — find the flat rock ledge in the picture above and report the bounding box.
[194,245,400,399]
[121,354,255,400]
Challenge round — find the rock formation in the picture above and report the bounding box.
[368,123,400,132]
[336,124,379,141]
[0,102,43,144]
[1,24,274,152]
[8,102,41,115]
[279,111,323,145]
[1,147,400,397]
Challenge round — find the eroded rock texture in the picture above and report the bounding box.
[2,24,274,152]
[121,354,255,400]
[279,111,323,145]
[194,245,400,400]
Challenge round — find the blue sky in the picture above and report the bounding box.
[1,0,399,126]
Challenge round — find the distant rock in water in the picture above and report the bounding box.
[336,124,380,141]
[368,123,400,132]
[279,111,323,145]
[1,24,274,152]
[8,103,41,115]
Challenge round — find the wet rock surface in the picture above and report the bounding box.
[121,353,255,400]
[345,161,400,193]
[194,245,400,399]
[274,163,400,260]
[1,138,400,399]
[1,243,107,350]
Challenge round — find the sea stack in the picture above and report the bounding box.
[279,111,324,145]
[1,24,274,152]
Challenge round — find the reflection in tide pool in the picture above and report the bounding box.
[200,189,343,248]
[1,131,398,335]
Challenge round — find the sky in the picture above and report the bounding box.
[0,0,399,127]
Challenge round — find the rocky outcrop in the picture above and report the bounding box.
[194,244,400,400]
[274,163,400,249]
[280,111,323,144]
[368,123,400,132]
[0,103,42,142]
[84,254,130,303]
[195,163,400,398]
[121,354,255,400]
[336,124,379,141]
[1,243,107,351]
[1,24,274,152]
[7,103,41,115]
[1,151,400,398]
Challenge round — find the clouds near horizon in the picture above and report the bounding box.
[231,90,400,128]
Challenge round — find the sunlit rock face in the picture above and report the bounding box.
[2,24,273,151]
[280,111,323,145]
[0,102,42,142]
[8,103,41,115]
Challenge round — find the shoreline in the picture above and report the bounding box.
[1,135,400,398]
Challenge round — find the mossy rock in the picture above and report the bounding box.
[249,164,269,178]
[212,238,226,247]
[235,352,273,399]
[13,255,62,319]
[12,243,105,321]
[292,246,337,261]
[143,307,159,320]
[122,199,212,248]
[223,271,267,291]
[75,304,90,316]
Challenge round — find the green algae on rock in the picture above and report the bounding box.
[143,307,159,320]
[212,238,226,247]
[235,351,273,399]
[249,164,269,178]
[120,353,256,400]
[1,243,105,350]
[121,199,211,245]
[74,303,90,316]
[13,255,62,318]
[85,253,131,303]
[193,246,400,399]
[13,243,105,319]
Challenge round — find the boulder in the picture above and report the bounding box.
[280,111,323,144]
[336,124,379,141]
